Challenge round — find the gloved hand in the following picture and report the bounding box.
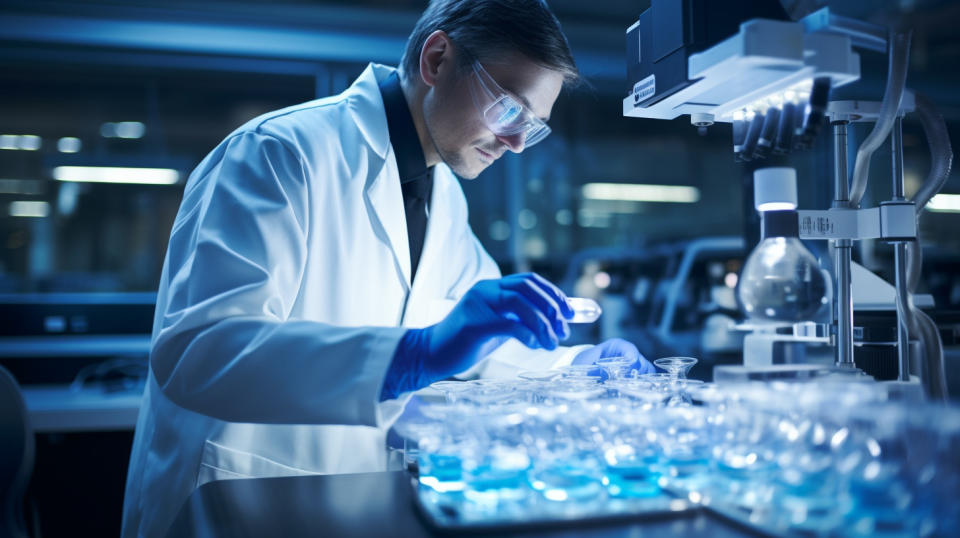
[381,273,574,400]
[571,338,654,378]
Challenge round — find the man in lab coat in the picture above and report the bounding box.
[122,1,651,536]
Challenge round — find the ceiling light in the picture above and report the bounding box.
[582,183,700,203]
[57,137,82,153]
[9,200,50,218]
[927,193,960,213]
[53,166,179,185]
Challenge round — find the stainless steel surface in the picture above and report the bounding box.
[832,121,855,368]
[165,471,762,538]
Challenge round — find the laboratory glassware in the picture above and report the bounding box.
[594,356,633,380]
[566,297,602,323]
[737,211,830,323]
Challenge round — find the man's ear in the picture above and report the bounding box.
[419,30,453,88]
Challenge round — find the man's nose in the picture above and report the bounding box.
[496,132,526,153]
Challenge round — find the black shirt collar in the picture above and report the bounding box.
[378,71,431,185]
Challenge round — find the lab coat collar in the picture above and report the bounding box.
[347,63,395,160]
[349,64,412,286]
[349,63,452,293]
[377,71,431,186]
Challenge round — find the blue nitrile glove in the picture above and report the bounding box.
[380,273,574,400]
[571,338,655,378]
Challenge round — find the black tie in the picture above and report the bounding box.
[402,169,432,282]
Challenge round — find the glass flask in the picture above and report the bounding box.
[737,211,830,323]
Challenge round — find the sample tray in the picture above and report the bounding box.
[410,476,700,533]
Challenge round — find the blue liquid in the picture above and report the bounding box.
[530,464,603,503]
[463,465,528,506]
[714,457,776,482]
[769,474,844,533]
[844,478,917,536]
[605,460,662,498]
[418,453,463,492]
[661,454,710,480]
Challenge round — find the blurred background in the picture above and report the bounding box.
[0,0,958,535]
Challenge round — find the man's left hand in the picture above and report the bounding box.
[571,338,654,376]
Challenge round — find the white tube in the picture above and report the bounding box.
[848,31,912,208]
[911,91,954,213]
[903,91,954,401]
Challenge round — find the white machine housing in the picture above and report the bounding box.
[623,14,861,125]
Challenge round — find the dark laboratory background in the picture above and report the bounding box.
[1,0,959,536]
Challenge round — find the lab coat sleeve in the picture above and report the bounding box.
[446,227,589,379]
[152,130,406,426]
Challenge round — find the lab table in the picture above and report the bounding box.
[166,471,762,537]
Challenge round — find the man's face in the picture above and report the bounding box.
[422,52,564,179]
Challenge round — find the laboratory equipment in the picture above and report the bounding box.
[567,297,602,323]
[397,370,960,535]
[737,172,831,323]
[624,1,860,159]
[622,1,953,399]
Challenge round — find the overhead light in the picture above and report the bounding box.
[0,134,42,151]
[927,193,960,213]
[0,179,45,195]
[57,137,83,153]
[100,122,145,139]
[582,199,647,214]
[582,183,700,203]
[53,166,180,185]
[9,200,50,218]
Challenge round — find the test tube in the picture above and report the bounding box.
[754,106,780,160]
[774,101,795,154]
[737,111,764,162]
[566,297,602,323]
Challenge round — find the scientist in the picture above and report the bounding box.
[122,0,652,536]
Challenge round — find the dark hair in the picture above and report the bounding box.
[401,0,580,86]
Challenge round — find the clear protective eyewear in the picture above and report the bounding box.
[469,61,551,149]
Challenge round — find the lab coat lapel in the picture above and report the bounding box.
[403,166,455,327]
[365,158,412,288]
[351,64,412,289]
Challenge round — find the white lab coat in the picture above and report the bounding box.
[121,63,584,538]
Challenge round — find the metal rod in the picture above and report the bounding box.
[892,116,905,200]
[894,243,910,380]
[891,115,910,381]
[835,242,854,367]
[832,121,855,368]
[834,122,850,204]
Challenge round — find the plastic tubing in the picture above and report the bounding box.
[902,91,954,400]
[910,91,954,213]
[848,30,912,208]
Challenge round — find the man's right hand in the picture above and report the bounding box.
[380,273,574,400]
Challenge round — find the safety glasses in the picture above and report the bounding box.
[468,61,551,149]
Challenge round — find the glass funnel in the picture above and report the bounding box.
[654,357,698,380]
[594,356,633,380]
[653,357,698,406]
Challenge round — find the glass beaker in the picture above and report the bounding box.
[595,356,633,381]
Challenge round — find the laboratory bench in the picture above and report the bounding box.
[166,471,762,537]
